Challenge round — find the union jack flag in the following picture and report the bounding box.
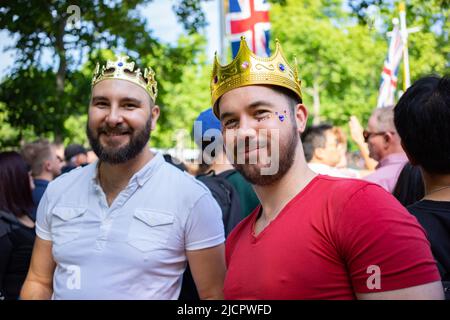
[377,24,403,108]
[226,0,271,58]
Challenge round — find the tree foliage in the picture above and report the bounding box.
[270,0,448,127]
[0,0,448,150]
[0,0,209,148]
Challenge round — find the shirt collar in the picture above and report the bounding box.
[133,152,164,187]
[377,152,408,168]
[91,152,165,188]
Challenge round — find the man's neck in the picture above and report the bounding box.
[34,172,53,182]
[422,170,450,201]
[98,148,153,206]
[383,144,405,159]
[253,148,317,222]
[379,150,406,164]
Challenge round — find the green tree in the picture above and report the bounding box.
[0,0,210,148]
[270,0,448,127]
[347,0,449,79]
[152,35,212,148]
[271,0,386,125]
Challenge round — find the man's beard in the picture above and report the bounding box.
[86,117,152,164]
[233,124,298,186]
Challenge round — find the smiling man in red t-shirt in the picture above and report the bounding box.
[209,37,444,300]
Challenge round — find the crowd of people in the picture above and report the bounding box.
[0,37,448,300]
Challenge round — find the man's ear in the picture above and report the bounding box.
[44,160,51,172]
[401,141,418,165]
[383,131,394,147]
[150,105,160,130]
[294,103,308,133]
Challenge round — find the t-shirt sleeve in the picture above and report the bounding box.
[185,193,225,251]
[335,184,441,293]
[35,191,52,241]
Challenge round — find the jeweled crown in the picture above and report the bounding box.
[210,37,302,117]
[92,55,158,102]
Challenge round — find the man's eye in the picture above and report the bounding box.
[124,104,136,109]
[255,110,271,119]
[95,102,108,108]
[224,119,238,128]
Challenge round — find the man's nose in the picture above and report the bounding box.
[105,106,123,127]
[236,117,258,139]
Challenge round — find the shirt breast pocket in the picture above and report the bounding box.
[51,206,87,246]
[127,210,174,252]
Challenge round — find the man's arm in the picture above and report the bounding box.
[187,244,226,300]
[20,237,56,299]
[356,281,444,300]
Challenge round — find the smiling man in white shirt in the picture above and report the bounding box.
[20,55,226,300]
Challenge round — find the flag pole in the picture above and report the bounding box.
[218,0,228,63]
[399,2,411,90]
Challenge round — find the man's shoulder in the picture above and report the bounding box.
[157,162,211,196]
[314,175,377,196]
[364,154,407,179]
[310,175,394,214]
[47,163,94,195]
[314,176,412,230]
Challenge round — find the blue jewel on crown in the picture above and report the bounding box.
[278,63,285,72]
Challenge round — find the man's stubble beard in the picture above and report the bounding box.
[232,123,299,186]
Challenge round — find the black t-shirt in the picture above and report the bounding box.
[0,211,35,300]
[408,200,450,281]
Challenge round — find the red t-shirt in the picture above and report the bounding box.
[224,175,440,299]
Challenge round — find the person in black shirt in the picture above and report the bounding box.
[0,151,36,300]
[394,75,450,298]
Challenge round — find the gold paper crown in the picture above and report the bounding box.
[92,55,158,102]
[211,37,302,117]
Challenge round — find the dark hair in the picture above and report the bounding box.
[0,151,34,217]
[271,86,302,117]
[392,163,424,207]
[64,144,87,162]
[394,75,450,174]
[301,124,333,162]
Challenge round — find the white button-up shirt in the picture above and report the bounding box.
[36,152,224,299]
